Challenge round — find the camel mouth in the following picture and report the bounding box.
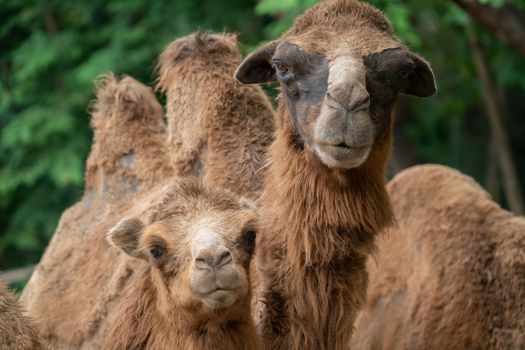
[200,288,240,309]
[331,142,371,151]
[313,142,372,169]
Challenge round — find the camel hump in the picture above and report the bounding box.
[155,32,275,196]
[92,74,164,124]
[85,74,172,202]
[387,164,492,214]
[156,32,239,93]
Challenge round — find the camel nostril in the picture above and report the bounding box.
[348,96,370,113]
[217,250,232,267]
[195,256,211,270]
[194,247,232,269]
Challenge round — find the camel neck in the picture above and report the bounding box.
[254,113,396,349]
[106,269,258,350]
[259,123,395,267]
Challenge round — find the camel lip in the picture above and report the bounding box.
[313,142,372,169]
[194,286,238,297]
[315,142,372,158]
[315,141,372,150]
[206,287,232,295]
[200,289,240,310]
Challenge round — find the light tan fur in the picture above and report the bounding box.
[0,282,46,350]
[352,164,525,350]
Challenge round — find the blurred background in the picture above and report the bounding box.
[1,0,524,288]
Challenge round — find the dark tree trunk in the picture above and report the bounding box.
[485,135,501,202]
[389,97,422,175]
[467,25,524,215]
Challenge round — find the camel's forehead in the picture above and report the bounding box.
[284,27,400,59]
[140,215,234,254]
[187,216,228,247]
[184,211,249,248]
[283,0,401,58]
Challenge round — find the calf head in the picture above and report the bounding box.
[107,180,257,317]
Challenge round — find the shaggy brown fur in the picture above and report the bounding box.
[103,180,260,350]
[254,122,395,350]
[20,75,174,348]
[0,283,46,350]
[86,74,173,201]
[235,1,436,349]
[352,165,525,350]
[157,32,275,197]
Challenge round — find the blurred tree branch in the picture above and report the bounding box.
[485,136,501,202]
[389,97,421,174]
[453,0,525,57]
[43,2,59,36]
[467,25,524,214]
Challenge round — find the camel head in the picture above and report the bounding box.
[236,0,436,169]
[107,180,257,317]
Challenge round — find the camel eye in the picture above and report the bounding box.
[150,245,164,259]
[272,59,291,80]
[275,62,287,74]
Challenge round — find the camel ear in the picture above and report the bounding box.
[404,52,436,97]
[107,217,144,258]
[365,48,436,98]
[238,225,257,257]
[235,42,278,84]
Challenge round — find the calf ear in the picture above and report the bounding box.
[235,41,279,84]
[238,226,257,258]
[107,217,144,258]
[404,52,436,97]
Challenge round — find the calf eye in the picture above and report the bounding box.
[150,245,164,259]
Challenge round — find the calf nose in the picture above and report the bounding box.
[194,246,232,269]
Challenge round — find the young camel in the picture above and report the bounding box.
[352,165,525,350]
[235,0,436,348]
[0,283,46,350]
[157,32,275,197]
[103,180,260,350]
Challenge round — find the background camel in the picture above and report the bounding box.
[235,0,436,348]
[352,164,525,350]
[20,32,275,348]
[157,32,275,197]
[20,75,173,348]
[103,179,260,350]
[0,282,46,350]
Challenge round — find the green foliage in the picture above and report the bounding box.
[256,0,318,37]
[1,0,524,273]
[0,0,267,269]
